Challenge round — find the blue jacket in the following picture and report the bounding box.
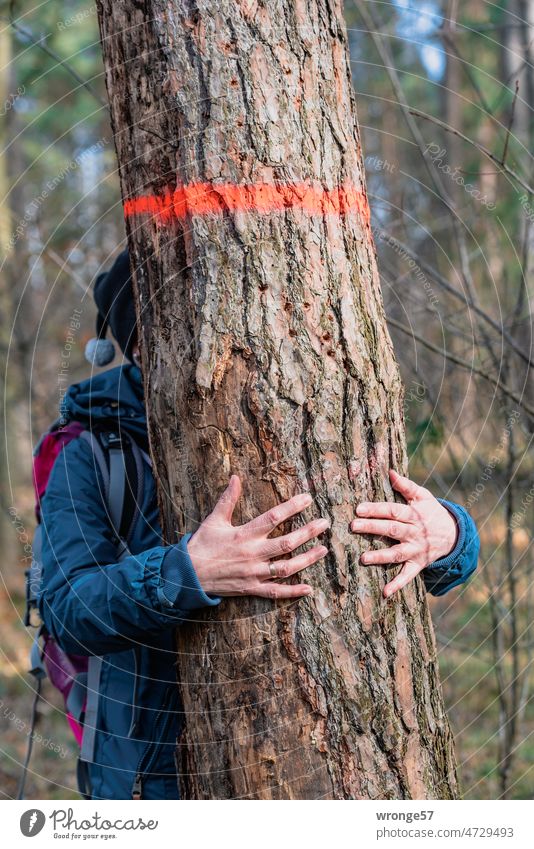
[38,364,479,800]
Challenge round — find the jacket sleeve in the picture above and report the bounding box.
[38,437,219,656]
[423,499,480,597]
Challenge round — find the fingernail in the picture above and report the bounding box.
[356,504,369,516]
[318,518,330,530]
[304,587,314,596]
[300,493,312,506]
[352,519,363,529]
[319,545,328,556]
[360,553,368,564]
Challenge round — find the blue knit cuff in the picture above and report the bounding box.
[423,499,479,596]
[158,533,221,612]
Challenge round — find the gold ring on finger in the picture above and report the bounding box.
[269,562,278,578]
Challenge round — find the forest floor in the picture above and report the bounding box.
[0,580,78,800]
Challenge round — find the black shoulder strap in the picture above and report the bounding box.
[79,428,144,554]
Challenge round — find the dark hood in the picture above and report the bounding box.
[63,364,148,447]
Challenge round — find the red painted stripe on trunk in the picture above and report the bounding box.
[123,181,370,224]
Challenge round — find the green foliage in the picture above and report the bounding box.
[407,415,444,457]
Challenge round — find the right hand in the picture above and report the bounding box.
[187,475,329,599]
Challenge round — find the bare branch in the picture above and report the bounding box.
[501,79,520,167]
[387,316,534,421]
[409,108,534,195]
[380,232,534,370]
[5,17,107,107]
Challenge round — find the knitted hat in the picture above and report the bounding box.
[85,250,137,366]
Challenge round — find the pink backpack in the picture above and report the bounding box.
[28,421,87,742]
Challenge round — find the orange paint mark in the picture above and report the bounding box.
[123,181,370,225]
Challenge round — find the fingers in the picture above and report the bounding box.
[254,582,314,600]
[389,469,430,502]
[261,518,330,559]
[211,475,242,522]
[355,500,416,522]
[383,560,423,597]
[360,544,413,565]
[244,492,313,536]
[350,517,413,542]
[260,544,328,580]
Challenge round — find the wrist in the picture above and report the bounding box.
[159,535,220,611]
[186,536,213,596]
[427,499,467,571]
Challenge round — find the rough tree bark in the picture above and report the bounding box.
[96,0,458,799]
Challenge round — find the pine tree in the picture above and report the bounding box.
[96,0,458,799]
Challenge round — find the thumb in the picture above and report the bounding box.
[389,469,428,502]
[211,474,242,523]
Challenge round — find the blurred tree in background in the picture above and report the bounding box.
[0,0,533,799]
[0,0,121,798]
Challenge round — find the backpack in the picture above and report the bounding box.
[19,418,147,799]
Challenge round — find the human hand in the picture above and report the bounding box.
[350,469,458,598]
[187,475,329,599]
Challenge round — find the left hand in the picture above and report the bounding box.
[350,469,458,598]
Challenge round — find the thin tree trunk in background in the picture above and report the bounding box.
[0,26,11,541]
[443,0,462,204]
[0,26,22,552]
[96,0,458,799]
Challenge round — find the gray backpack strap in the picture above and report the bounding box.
[94,430,145,552]
[76,757,92,799]
[140,448,152,468]
[80,655,103,764]
[66,672,88,723]
[108,442,127,538]
[79,430,111,502]
[127,437,145,541]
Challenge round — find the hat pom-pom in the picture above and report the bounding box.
[85,337,115,366]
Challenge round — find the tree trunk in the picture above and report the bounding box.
[96,0,458,799]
